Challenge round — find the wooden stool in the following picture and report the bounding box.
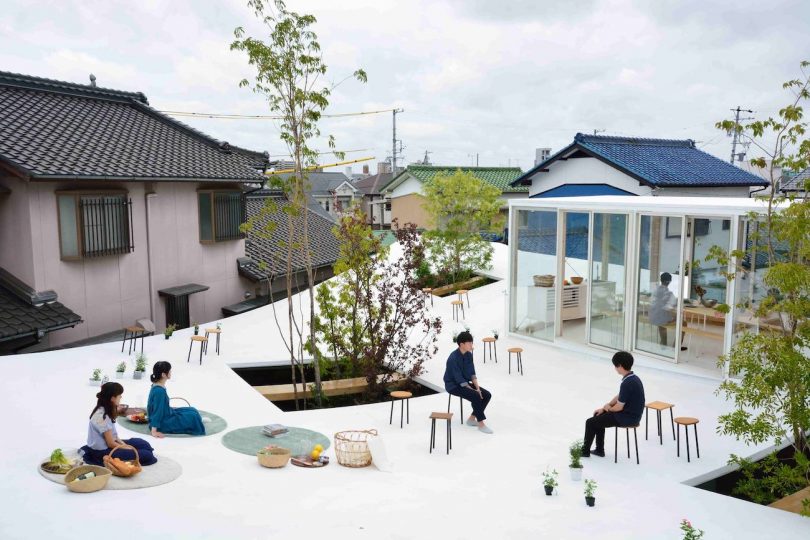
[429,412,453,454]
[204,328,222,355]
[389,390,413,428]
[456,289,470,308]
[187,335,208,365]
[507,347,524,375]
[447,393,464,425]
[422,287,433,307]
[121,326,145,355]
[645,401,675,445]
[451,300,465,321]
[675,417,700,462]
[482,337,497,363]
[614,425,640,464]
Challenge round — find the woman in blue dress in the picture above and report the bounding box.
[147,361,205,437]
[80,382,157,465]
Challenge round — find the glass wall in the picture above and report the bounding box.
[510,209,558,341]
[589,213,628,349]
[635,215,683,359]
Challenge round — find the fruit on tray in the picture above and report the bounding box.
[128,412,147,423]
[108,457,135,474]
[310,447,322,460]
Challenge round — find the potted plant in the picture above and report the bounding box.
[193,322,199,336]
[679,519,704,540]
[541,468,558,496]
[583,479,597,507]
[216,322,222,330]
[89,368,102,386]
[115,362,126,379]
[133,353,147,380]
[492,329,499,340]
[163,323,176,340]
[569,441,584,481]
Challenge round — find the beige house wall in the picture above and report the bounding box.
[5,179,247,347]
[391,193,430,229]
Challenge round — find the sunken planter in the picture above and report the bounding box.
[585,496,595,507]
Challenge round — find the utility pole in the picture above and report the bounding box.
[729,106,754,164]
[392,108,404,173]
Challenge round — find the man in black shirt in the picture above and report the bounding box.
[581,351,645,457]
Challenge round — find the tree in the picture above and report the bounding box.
[232,0,366,408]
[422,170,503,284]
[711,61,810,511]
[311,210,442,399]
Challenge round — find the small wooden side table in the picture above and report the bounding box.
[645,401,675,445]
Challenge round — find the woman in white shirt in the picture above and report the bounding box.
[79,382,157,466]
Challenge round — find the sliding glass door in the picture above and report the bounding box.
[588,213,628,350]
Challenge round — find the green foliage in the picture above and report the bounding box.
[679,519,705,540]
[569,440,583,469]
[49,448,68,465]
[422,170,502,282]
[116,362,127,373]
[135,353,148,372]
[583,479,597,497]
[91,368,102,381]
[729,452,810,509]
[163,323,176,336]
[541,468,559,488]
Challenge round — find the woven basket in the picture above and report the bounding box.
[257,447,291,468]
[65,465,112,493]
[334,429,378,468]
[169,396,191,407]
[103,444,142,477]
[533,274,554,287]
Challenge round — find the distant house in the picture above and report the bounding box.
[352,171,393,229]
[381,165,526,229]
[229,191,340,315]
[0,71,269,351]
[780,167,809,197]
[510,133,769,198]
[274,171,360,220]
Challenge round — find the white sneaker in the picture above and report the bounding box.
[466,417,478,427]
[478,425,494,434]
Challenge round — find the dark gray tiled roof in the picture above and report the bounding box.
[353,172,393,195]
[274,171,353,195]
[780,168,809,192]
[0,71,269,182]
[0,269,82,342]
[240,195,341,282]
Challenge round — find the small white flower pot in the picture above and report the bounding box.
[133,371,144,380]
[569,467,583,481]
[89,379,102,386]
[115,371,125,379]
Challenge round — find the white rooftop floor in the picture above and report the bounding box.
[1,245,807,539]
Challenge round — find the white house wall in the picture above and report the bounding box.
[390,175,424,198]
[527,157,651,197]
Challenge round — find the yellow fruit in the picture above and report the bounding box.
[310,449,321,460]
[314,444,324,452]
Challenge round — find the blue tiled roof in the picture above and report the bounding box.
[512,133,769,188]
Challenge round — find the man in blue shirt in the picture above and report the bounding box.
[581,351,645,457]
[443,331,494,434]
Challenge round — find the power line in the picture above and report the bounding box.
[266,148,372,158]
[158,108,397,120]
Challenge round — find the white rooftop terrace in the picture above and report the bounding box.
[1,243,807,539]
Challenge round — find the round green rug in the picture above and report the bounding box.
[222,426,330,457]
[118,411,227,437]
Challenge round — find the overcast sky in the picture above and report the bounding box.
[2,0,809,173]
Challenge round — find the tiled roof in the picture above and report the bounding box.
[512,133,769,188]
[240,194,341,282]
[0,71,269,182]
[353,172,393,195]
[780,168,809,192]
[273,171,353,195]
[384,165,527,193]
[0,268,82,342]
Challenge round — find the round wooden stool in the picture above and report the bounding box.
[482,337,497,363]
[429,411,453,454]
[507,347,524,375]
[389,390,413,428]
[204,328,222,355]
[422,287,433,307]
[451,300,465,321]
[674,417,700,462]
[645,401,675,445]
[614,424,640,464]
[187,335,208,365]
[456,289,470,308]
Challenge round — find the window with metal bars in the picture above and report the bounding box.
[198,190,245,242]
[57,192,134,260]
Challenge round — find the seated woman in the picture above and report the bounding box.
[80,382,157,466]
[147,361,205,437]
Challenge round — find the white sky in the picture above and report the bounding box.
[2,0,809,173]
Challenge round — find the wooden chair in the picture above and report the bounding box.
[675,417,700,462]
[614,425,640,464]
[507,347,524,375]
[429,412,453,454]
[482,337,497,363]
[645,401,675,445]
[187,335,208,365]
[389,390,412,428]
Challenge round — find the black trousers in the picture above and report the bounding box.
[449,385,492,422]
[583,412,620,452]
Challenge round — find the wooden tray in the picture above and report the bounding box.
[290,455,329,468]
[40,461,74,474]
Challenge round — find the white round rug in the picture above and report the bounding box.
[38,449,182,490]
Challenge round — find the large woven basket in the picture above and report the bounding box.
[334,429,378,468]
[103,444,142,477]
[533,274,555,287]
[65,465,112,493]
[257,447,291,468]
